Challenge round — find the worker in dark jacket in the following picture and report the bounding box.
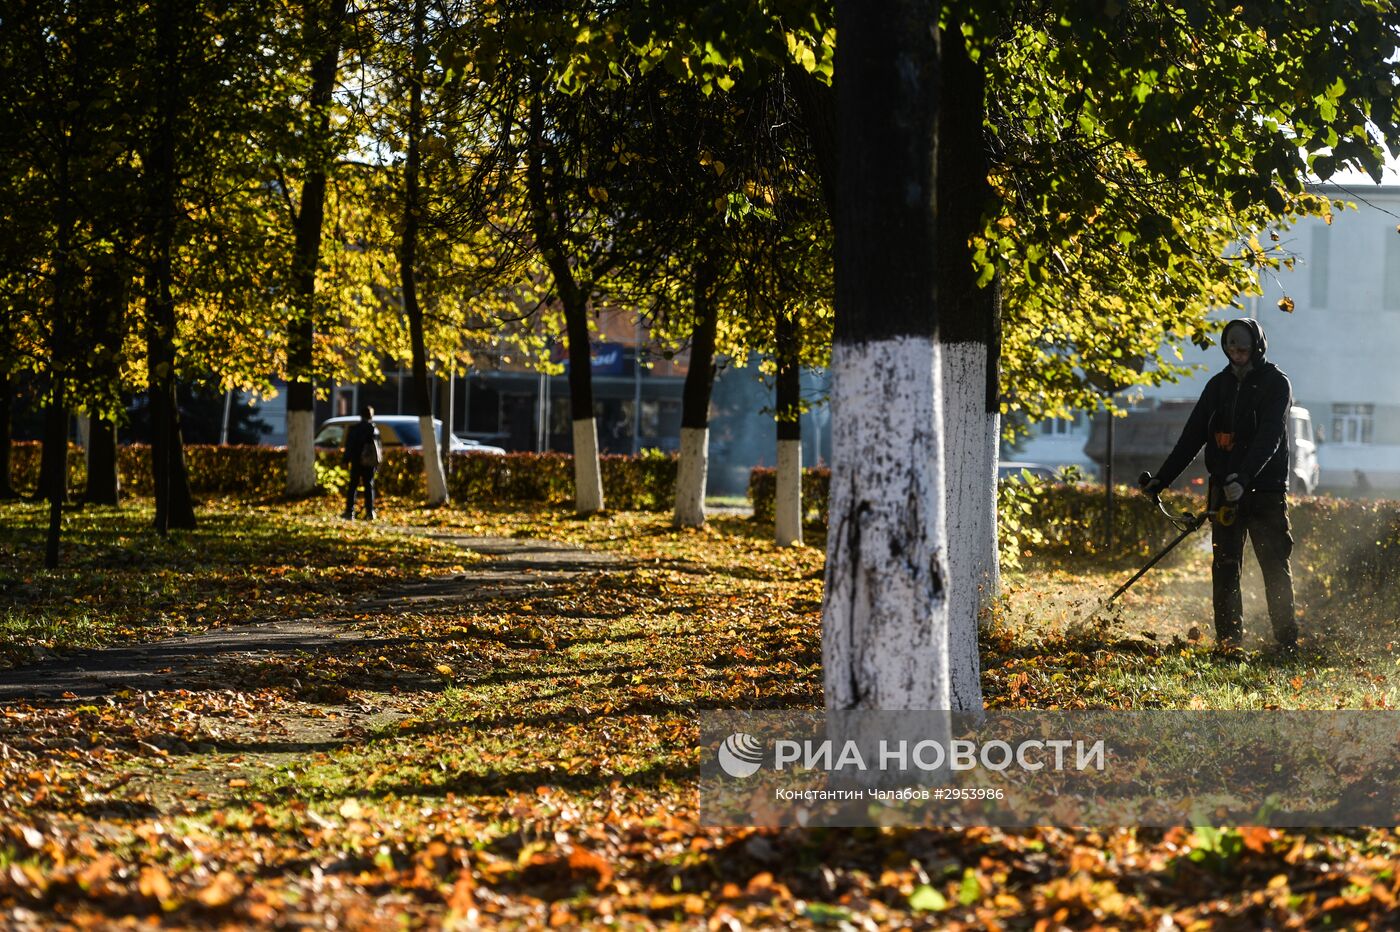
[342,405,382,520]
[1139,318,1298,652]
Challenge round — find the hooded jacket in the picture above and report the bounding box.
[1155,318,1293,493]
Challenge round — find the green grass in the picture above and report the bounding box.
[0,496,460,666]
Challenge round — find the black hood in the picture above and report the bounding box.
[1221,317,1268,366]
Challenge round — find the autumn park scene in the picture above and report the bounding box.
[8,0,1400,928]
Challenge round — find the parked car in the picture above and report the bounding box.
[314,415,506,454]
[1285,405,1321,495]
[997,461,1059,482]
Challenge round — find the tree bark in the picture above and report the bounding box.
[85,417,120,505]
[84,254,129,506]
[527,91,602,515]
[823,0,950,714]
[42,387,68,569]
[145,0,196,533]
[774,309,803,546]
[285,0,348,497]
[786,63,837,217]
[937,19,998,714]
[673,259,719,528]
[0,373,16,500]
[401,0,448,507]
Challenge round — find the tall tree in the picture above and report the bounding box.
[397,0,450,505]
[772,306,803,546]
[82,253,131,506]
[937,11,999,712]
[523,86,607,514]
[823,0,950,711]
[285,0,350,497]
[672,256,721,528]
[144,0,198,534]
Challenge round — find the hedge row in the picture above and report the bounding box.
[6,441,679,511]
[746,465,1400,588]
[747,466,831,525]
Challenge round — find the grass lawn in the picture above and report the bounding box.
[1,494,1398,928]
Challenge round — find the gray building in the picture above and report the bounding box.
[1018,183,1400,494]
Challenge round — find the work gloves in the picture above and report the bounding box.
[1223,473,1245,503]
[1139,475,1164,497]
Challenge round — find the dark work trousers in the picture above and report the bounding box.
[345,464,377,517]
[1210,491,1297,646]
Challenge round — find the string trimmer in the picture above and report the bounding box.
[1089,472,1237,617]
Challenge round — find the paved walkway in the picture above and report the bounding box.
[0,533,617,702]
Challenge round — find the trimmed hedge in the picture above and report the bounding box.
[6,441,679,511]
[747,465,1400,592]
[747,466,831,526]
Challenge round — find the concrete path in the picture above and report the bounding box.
[0,533,617,702]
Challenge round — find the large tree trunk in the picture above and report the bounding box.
[285,0,348,497]
[527,92,602,516]
[0,373,17,500]
[937,20,998,714]
[823,0,950,713]
[563,297,602,515]
[146,0,196,534]
[400,0,448,507]
[774,309,803,546]
[786,63,837,216]
[42,388,68,569]
[85,417,120,505]
[43,109,78,560]
[85,256,129,507]
[673,260,719,528]
[32,387,62,502]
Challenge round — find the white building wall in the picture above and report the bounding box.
[1134,184,1400,494]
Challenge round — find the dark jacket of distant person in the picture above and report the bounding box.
[1154,317,1292,493]
[342,419,381,470]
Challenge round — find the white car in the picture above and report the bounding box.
[1287,405,1320,494]
[314,415,506,454]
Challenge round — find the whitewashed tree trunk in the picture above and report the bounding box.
[572,417,604,515]
[419,413,449,506]
[673,426,708,528]
[286,409,317,495]
[942,342,997,712]
[775,439,803,546]
[823,337,950,710]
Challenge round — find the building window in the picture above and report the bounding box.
[1039,415,1079,437]
[1332,403,1374,445]
[1310,225,1329,309]
[1386,233,1400,310]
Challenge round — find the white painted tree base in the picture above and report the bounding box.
[822,336,951,711]
[572,418,604,515]
[941,342,996,713]
[286,409,317,496]
[775,439,803,546]
[673,427,708,528]
[419,414,449,506]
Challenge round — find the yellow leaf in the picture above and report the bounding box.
[196,871,244,908]
[339,798,363,819]
[139,866,175,908]
[436,664,454,676]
